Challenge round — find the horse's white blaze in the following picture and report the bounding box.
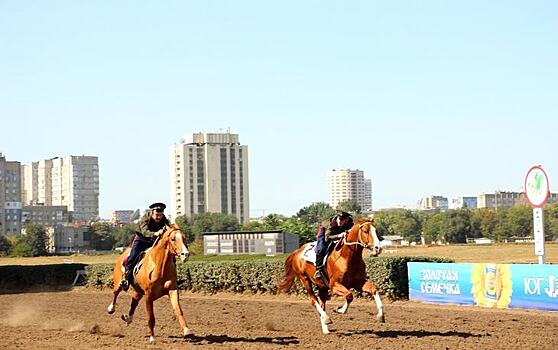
[176,232,190,262]
[336,301,349,314]
[370,225,382,256]
[374,292,384,317]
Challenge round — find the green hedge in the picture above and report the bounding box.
[86,256,452,300]
[0,263,86,293]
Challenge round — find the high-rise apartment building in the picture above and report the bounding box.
[327,169,372,211]
[0,153,22,235]
[22,156,99,222]
[170,132,250,224]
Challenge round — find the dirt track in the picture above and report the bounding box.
[0,288,556,349]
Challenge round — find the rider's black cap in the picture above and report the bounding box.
[336,210,351,219]
[149,202,166,212]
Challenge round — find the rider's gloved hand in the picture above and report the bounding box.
[154,228,164,237]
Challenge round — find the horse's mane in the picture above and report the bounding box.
[355,217,374,225]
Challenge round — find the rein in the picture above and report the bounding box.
[342,222,373,249]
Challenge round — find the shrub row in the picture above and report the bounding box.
[86,255,452,300]
[0,263,86,293]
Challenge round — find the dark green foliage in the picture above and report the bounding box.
[84,255,452,300]
[336,199,362,214]
[24,224,48,256]
[112,223,137,248]
[88,223,115,250]
[0,235,12,256]
[365,256,453,299]
[10,240,32,257]
[0,264,86,293]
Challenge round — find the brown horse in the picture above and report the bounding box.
[107,224,192,342]
[277,218,384,334]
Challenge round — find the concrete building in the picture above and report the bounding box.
[327,169,372,211]
[22,205,71,227]
[0,153,22,235]
[203,230,299,255]
[449,196,478,209]
[45,224,89,253]
[170,132,250,224]
[22,156,99,222]
[112,210,135,225]
[419,195,449,210]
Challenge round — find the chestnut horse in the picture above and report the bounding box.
[107,224,191,342]
[277,218,384,334]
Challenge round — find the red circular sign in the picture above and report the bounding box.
[524,165,550,208]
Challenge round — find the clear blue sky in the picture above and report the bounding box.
[1,1,557,219]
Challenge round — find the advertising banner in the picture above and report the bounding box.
[408,262,558,311]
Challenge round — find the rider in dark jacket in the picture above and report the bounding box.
[119,202,170,291]
[314,210,354,280]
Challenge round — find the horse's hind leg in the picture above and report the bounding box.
[300,276,331,334]
[362,281,385,323]
[121,292,142,325]
[168,289,193,337]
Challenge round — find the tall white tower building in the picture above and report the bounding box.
[22,156,99,222]
[327,169,372,211]
[170,132,250,224]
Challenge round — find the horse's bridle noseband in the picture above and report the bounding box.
[342,222,376,250]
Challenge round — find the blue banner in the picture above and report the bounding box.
[408,262,558,312]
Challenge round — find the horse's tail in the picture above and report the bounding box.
[276,252,297,293]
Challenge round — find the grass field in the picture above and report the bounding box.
[0,242,555,266]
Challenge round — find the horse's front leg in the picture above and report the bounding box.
[362,281,385,323]
[107,285,121,314]
[168,289,193,337]
[330,282,353,314]
[300,275,331,334]
[145,297,156,342]
[121,292,142,325]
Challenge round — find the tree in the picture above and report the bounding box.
[24,224,49,256]
[544,202,558,240]
[296,202,335,226]
[88,223,115,250]
[336,199,362,214]
[0,235,11,256]
[505,205,532,239]
[189,213,240,240]
[10,238,32,257]
[374,209,422,243]
[112,223,137,248]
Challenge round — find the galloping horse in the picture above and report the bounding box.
[277,218,384,334]
[107,224,192,342]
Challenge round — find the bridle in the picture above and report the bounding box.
[342,221,376,250]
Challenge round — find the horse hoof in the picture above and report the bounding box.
[183,328,194,337]
[121,314,132,325]
[377,314,385,323]
[149,336,155,343]
[107,304,115,314]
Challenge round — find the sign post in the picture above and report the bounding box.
[524,165,550,264]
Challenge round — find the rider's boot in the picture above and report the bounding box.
[119,266,132,291]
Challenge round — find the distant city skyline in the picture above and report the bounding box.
[1,2,557,219]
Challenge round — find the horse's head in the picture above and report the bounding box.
[163,225,190,263]
[344,219,382,256]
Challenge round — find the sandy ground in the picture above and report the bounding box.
[0,288,556,350]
